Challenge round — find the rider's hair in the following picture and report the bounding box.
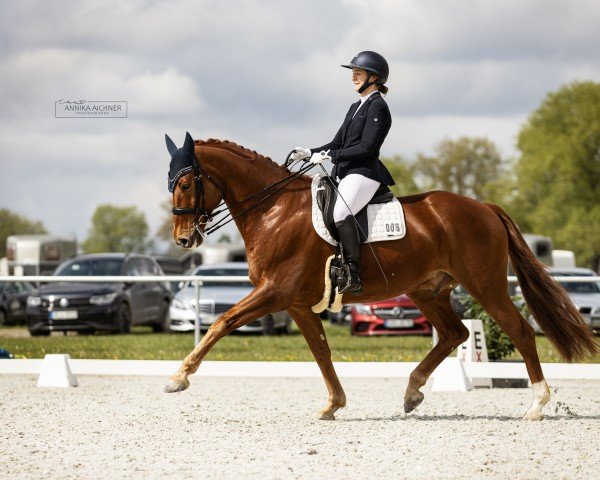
[369,73,388,95]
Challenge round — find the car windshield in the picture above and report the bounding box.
[560,282,600,294]
[549,271,599,294]
[189,267,253,288]
[54,258,124,276]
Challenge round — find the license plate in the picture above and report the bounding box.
[385,319,414,328]
[50,310,78,320]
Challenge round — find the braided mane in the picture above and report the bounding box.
[195,138,291,173]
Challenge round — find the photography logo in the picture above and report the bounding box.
[55,99,127,118]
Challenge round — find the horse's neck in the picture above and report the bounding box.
[203,146,290,233]
[204,146,286,202]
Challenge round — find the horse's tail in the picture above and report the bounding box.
[485,203,598,362]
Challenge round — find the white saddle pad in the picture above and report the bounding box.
[311,174,406,246]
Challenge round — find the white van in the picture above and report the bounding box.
[5,234,77,275]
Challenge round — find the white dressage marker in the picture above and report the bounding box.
[37,354,79,388]
[431,357,473,392]
[457,319,493,388]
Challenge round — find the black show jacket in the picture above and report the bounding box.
[311,91,395,186]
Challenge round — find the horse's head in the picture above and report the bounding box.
[166,132,224,249]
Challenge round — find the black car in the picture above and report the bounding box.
[0,281,35,326]
[26,253,171,336]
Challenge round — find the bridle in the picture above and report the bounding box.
[170,149,315,239]
[170,156,228,239]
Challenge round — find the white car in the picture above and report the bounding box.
[523,267,600,334]
[169,262,292,334]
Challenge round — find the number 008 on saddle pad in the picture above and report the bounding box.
[311,174,406,246]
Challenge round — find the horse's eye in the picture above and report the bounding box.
[181,183,190,191]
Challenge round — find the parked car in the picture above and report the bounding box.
[350,294,432,336]
[0,281,35,326]
[169,262,292,334]
[522,267,600,334]
[26,253,171,336]
[152,255,186,293]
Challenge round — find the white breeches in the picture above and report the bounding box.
[333,174,381,223]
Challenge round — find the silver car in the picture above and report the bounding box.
[169,262,292,334]
[523,267,600,334]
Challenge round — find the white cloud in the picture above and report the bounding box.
[0,48,203,119]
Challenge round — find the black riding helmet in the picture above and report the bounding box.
[342,51,389,93]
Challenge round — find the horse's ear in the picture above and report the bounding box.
[183,131,194,155]
[165,134,178,156]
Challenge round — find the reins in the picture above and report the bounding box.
[201,161,315,237]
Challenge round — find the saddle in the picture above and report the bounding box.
[310,175,406,313]
[315,176,395,243]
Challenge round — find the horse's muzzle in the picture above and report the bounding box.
[176,231,202,249]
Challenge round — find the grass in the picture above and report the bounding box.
[1,323,599,363]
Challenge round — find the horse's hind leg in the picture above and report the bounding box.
[403,289,469,413]
[470,291,549,420]
[288,307,346,420]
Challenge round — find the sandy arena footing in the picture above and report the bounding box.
[1,375,599,479]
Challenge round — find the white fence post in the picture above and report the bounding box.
[194,278,201,346]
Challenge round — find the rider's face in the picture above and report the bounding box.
[352,68,373,93]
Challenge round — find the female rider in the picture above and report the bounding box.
[289,51,395,294]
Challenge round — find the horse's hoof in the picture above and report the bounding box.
[164,377,190,393]
[317,410,336,420]
[403,391,424,413]
[522,411,544,421]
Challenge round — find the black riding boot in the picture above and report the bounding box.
[335,215,363,295]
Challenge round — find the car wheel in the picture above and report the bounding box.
[0,309,7,327]
[116,303,131,334]
[29,330,50,337]
[275,322,292,335]
[262,314,275,336]
[151,301,170,333]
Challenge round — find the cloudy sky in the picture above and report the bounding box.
[1,0,599,247]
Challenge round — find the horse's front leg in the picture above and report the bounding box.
[164,283,282,393]
[288,307,346,420]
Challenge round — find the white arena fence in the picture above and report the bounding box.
[0,275,598,380]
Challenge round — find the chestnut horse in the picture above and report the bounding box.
[164,136,598,420]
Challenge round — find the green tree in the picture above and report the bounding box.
[82,204,151,253]
[381,155,420,197]
[157,199,174,242]
[218,234,232,243]
[0,208,47,257]
[514,81,600,269]
[414,136,509,201]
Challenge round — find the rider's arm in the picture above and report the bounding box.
[329,102,391,164]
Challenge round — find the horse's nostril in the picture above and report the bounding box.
[178,238,189,247]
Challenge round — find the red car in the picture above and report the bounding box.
[350,294,432,336]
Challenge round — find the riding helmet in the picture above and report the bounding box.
[341,51,389,83]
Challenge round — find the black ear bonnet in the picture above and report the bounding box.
[166,132,196,192]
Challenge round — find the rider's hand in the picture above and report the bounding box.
[289,147,311,162]
[309,150,332,165]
